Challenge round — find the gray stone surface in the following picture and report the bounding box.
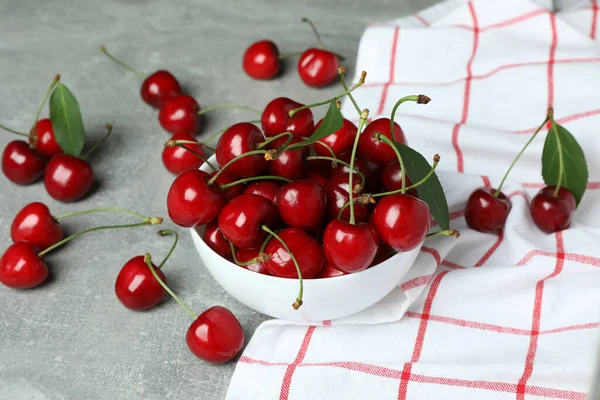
[0,0,439,398]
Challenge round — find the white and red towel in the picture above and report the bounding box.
[227,0,600,398]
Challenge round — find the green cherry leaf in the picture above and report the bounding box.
[396,143,450,230]
[541,122,588,205]
[305,100,344,144]
[50,82,85,156]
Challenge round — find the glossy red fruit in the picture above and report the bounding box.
[140,70,182,109]
[218,194,278,249]
[372,194,430,252]
[307,170,328,189]
[162,133,205,175]
[323,220,379,273]
[297,48,339,87]
[115,255,167,311]
[465,187,512,233]
[262,228,324,279]
[243,181,279,204]
[277,179,326,230]
[358,118,406,165]
[331,151,382,191]
[202,220,231,259]
[530,186,576,234]
[261,97,314,138]
[234,248,270,275]
[0,242,48,289]
[159,95,201,135]
[30,118,62,156]
[242,40,280,80]
[381,161,417,197]
[167,169,223,227]
[316,260,347,278]
[1,140,46,185]
[10,202,63,251]
[314,118,357,157]
[209,171,245,203]
[44,154,94,202]
[216,122,268,179]
[186,306,244,363]
[268,136,307,180]
[325,173,370,223]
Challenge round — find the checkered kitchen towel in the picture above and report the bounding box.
[227,0,600,398]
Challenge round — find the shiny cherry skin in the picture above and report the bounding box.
[314,118,357,157]
[186,306,244,363]
[234,248,270,275]
[261,97,314,138]
[297,48,339,87]
[465,187,512,233]
[307,170,328,189]
[10,202,63,251]
[115,255,167,311]
[331,151,382,191]
[218,194,278,249]
[140,70,182,109]
[162,133,205,175]
[243,181,279,204]
[268,136,307,180]
[158,95,201,135]
[242,40,280,80]
[325,173,370,223]
[277,179,326,231]
[381,161,417,197]
[0,242,48,289]
[209,171,246,202]
[358,118,406,165]
[30,118,62,156]
[44,154,94,202]
[323,220,380,273]
[202,220,231,259]
[1,140,46,185]
[216,122,268,179]
[167,169,224,227]
[316,260,347,278]
[530,185,576,234]
[262,228,324,279]
[372,193,430,252]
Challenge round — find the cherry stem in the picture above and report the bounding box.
[38,218,162,257]
[258,234,272,262]
[376,134,407,194]
[207,149,267,185]
[99,46,146,79]
[338,67,361,116]
[547,107,564,197]
[306,156,365,191]
[257,131,293,150]
[199,120,261,146]
[337,194,376,220]
[173,144,217,171]
[348,110,369,225]
[165,139,215,152]
[301,17,325,48]
[494,117,548,197]
[261,225,303,310]
[220,175,291,189]
[156,229,179,269]
[314,141,337,159]
[288,71,367,118]
[197,104,261,116]
[82,124,113,159]
[144,253,198,319]
[54,207,150,221]
[33,74,60,140]
[372,154,440,198]
[427,228,460,239]
[228,241,258,266]
[0,123,29,137]
[278,52,304,59]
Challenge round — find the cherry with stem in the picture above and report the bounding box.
[199,120,260,147]
[372,154,440,198]
[301,17,345,61]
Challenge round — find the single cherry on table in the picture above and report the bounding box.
[29,118,62,156]
[297,18,342,88]
[243,40,280,80]
[158,95,201,136]
[465,187,512,233]
[0,242,49,289]
[2,140,46,185]
[115,255,167,311]
[44,153,94,202]
[10,202,63,251]
[186,306,244,363]
[530,185,576,234]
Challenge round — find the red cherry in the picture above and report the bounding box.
[115,255,167,311]
[10,202,63,251]
[358,118,406,165]
[218,194,278,249]
[242,40,280,80]
[381,161,417,197]
[307,170,328,189]
[465,187,512,233]
[314,118,357,157]
[261,97,314,138]
[215,122,267,179]
[323,220,379,273]
[158,95,201,135]
[202,220,231,259]
[325,173,370,223]
[331,151,382,191]
[234,248,270,275]
[29,118,62,156]
[297,48,339,87]
[44,154,94,202]
[262,228,324,279]
[530,185,576,234]
[277,179,326,231]
[162,133,205,175]
[209,171,245,202]
[186,306,244,363]
[316,260,347,278]
[0,242,48,289]
[243,181,279,204]
[1,140,46,185]
[372,193,430,252]
[140,70,182,108]
[167,169,224,228]
[268,136,307,180]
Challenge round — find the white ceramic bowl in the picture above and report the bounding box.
[189,156,422,322]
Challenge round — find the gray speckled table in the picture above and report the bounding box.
[0,1,438,398]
